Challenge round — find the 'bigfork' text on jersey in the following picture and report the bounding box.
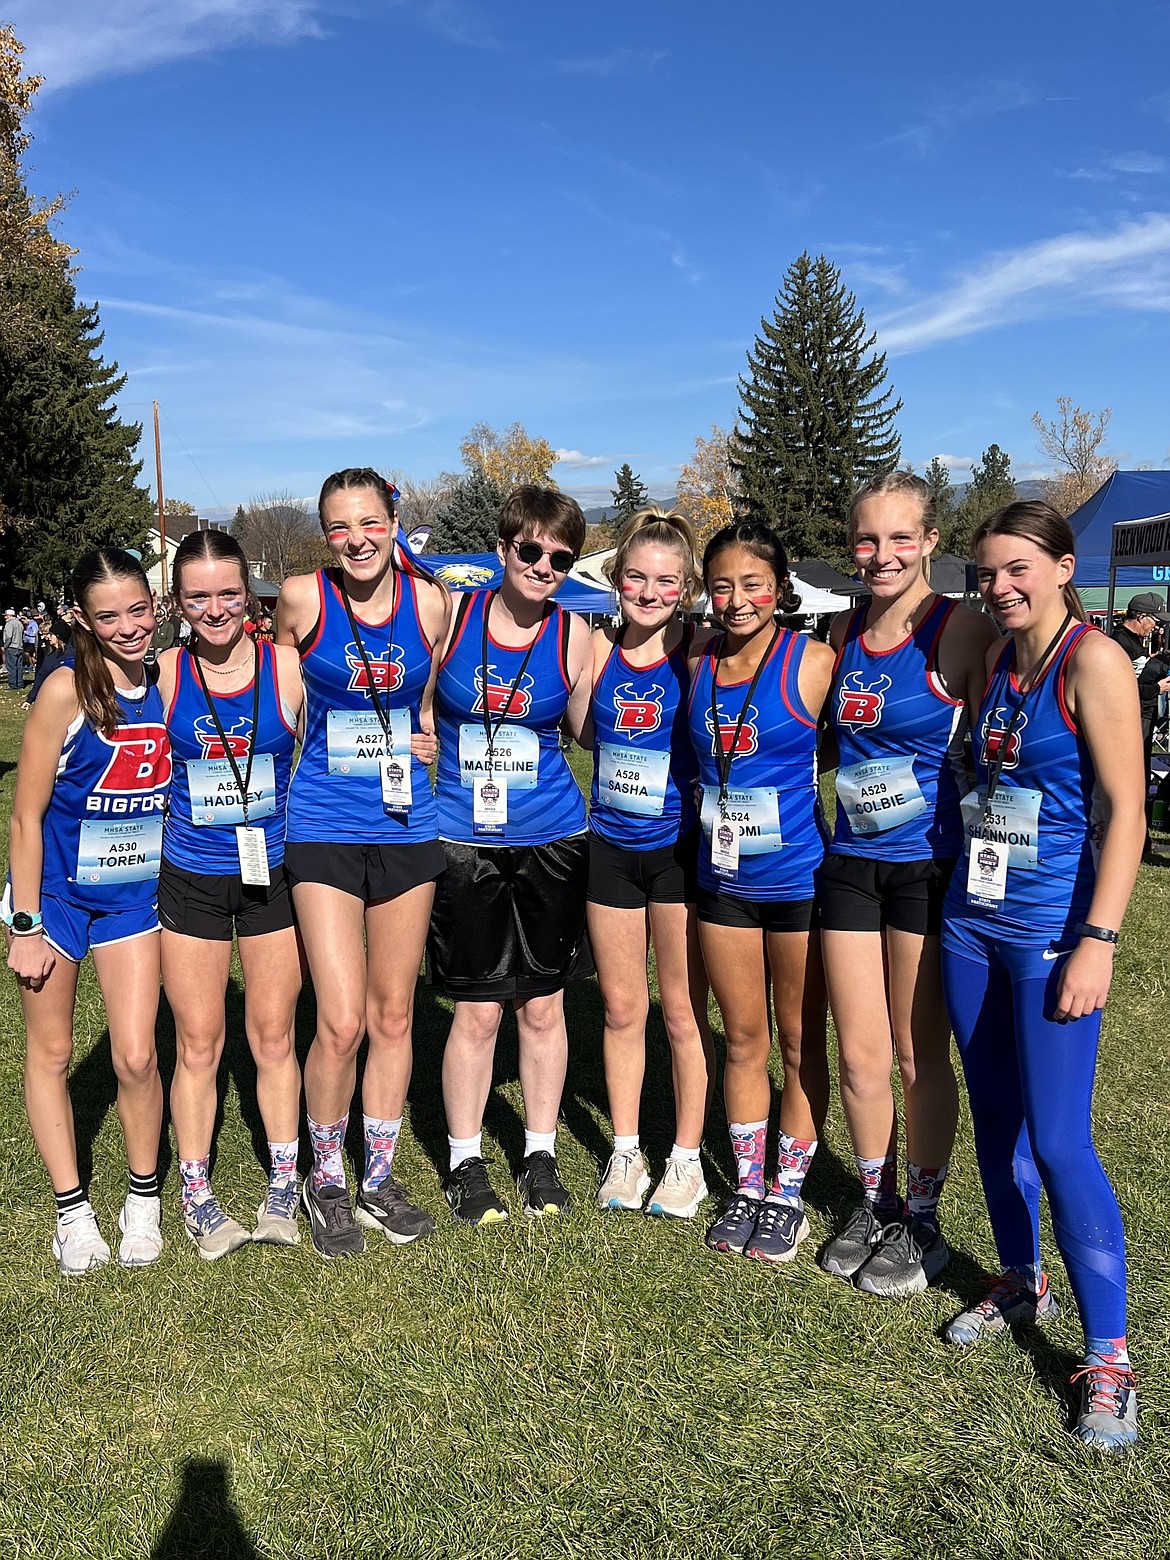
[287,568,438,845]
[589,627,697,851]
[688,628,825,901]
[42,680,171,906]
[435,589,585,847]
[830,596,967,861]
[164,640,297,873]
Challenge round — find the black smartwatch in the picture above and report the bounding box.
[1075,923,1120,946]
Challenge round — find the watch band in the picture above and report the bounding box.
[1075,922,1120,946]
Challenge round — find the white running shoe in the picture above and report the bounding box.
[645,1157,708,1219]
[118,1194,164,1268]
[597,1147,651,1211]
[52,1203,112,1277]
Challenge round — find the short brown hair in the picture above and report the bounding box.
[973,500,1086,623]
[498,485,586,557]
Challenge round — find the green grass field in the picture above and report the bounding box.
[0,692,1166,1559]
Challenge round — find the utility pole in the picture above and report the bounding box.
[153,400,168,595]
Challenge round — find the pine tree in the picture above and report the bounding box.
[922,456,957,548]
[733,253,901,560]
[952,444,1016,557]
[0,26,153,599]
[610,464,649,526]
[430,470,507,553]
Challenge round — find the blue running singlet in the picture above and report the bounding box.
[946,622,1100,941]
[830,596,966,861]
[285,568,438,845]
[589,626,697,851]
[164,641,297,873]
[42,680,171,908]
[687,628,826,902]
[435,589,586,847]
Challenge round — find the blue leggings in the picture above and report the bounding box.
[941,920,1127,1342]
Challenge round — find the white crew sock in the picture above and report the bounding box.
[613,1134,640,1154]
[448,1133,482,1171]
[669,1143,701,1162]
[524,1128,557,1159]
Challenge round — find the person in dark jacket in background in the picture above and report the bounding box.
[23,620,73,708]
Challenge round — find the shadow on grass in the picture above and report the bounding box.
[151,1458,264,1560]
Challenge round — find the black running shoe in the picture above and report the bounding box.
[355,1179,436,1245]
[517,1151,572,1217]
[444,1157,509,1226]
[301,1179,365,1259]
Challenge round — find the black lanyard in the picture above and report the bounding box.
[981,612,1073,812]
[190,641,262,829]
[480,591,544,764]
[338,569,398,746]
[710,624,780,809]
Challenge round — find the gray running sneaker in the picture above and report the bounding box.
[184,1197,251,1262]
[854,1216,949,1298]
[705,1192,762,1255]
[355,1179,435,1244]
[1072,1362,1138,1454]
[819,1202,886,1279]
[945,1273,1060,1347]
[253,1181,301,1246]
[301,1179,365,1259]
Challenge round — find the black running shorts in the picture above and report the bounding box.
[586,828,699,910]
[816,852,955,937]
[158,857,296,941]
[284,840,446,905]
[427,834,593,1000]
[696,889,817,934]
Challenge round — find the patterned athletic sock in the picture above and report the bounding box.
[178,1155,212,1218]
[54,1185,87,1219]
[524,1128,557,1159]
[1085,1335,1131,1368]
[448,1133,482,1172]
[856,1152,900,1220]
[128,1167,159,1200]
[766,1134,817,1206]
[729,1121,768,1199]
[307,1114,348,1192]
[268,1140,299,1189]
[362,1116,402,1192]
[906,1161,948,1230]
[669,1143,701,1163]
[1008,1262,1044,1294]
[613,1134,640,1154]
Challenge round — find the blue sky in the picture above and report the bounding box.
[12,0,1170,515]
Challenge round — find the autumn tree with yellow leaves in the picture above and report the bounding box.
[460,422,558,491]
[1031,398,1116,517]
[675,424,742,547]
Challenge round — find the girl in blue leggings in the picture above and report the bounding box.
[941,500,1145,1453]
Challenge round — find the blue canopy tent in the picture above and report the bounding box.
[412,550,616,616]
[1068,471,1170,589]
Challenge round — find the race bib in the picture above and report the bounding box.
[458,724,539,791]
[960,786,1042,870]
[327,708,411,776]
[965,835,1008,909]
[836,756,926,836]
[472,772,508,836]
[598,743,670,817]
[699,786,783,875]
[188,754,276,827]
[236,826,271,887]
[77,818,163,885]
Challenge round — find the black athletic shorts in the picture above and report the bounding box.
[284,840,446,904]
[696,889,817,934]
[427,834,593,1001]
[586,828,699,910]
[816,852,956,937]
[158,857,296,941]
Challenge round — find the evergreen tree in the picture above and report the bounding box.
[951,444,1015,557]
[430,470,507,553]
[922,456,957,548]
[733,252,901,559]
[0,27,153,599]
[610,464,649,526]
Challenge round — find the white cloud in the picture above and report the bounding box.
[11,0,325,92]
[1109,152,1167,175]
[930,453,975,472]
[553,449,610,469]
[553,47,668,76]
[876,214,1170,354]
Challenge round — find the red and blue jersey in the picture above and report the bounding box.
[42,680,171,909]
[829,596,967,861]
[947,623,1102,938]
[286,568,438,845]
[163,641,297,873]
[435,589,586,847]
[687,629,826,901]
[589,628,697,851]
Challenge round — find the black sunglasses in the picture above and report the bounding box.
[512,540,576,575]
